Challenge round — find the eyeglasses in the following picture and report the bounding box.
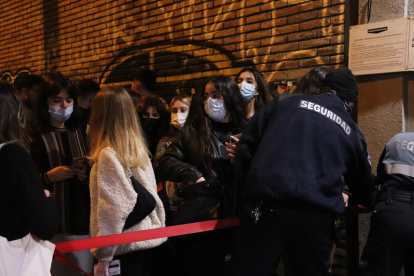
[202,91,223,102]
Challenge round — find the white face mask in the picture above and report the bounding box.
[238,81,256,102]
[48,105,73,122]
[204,98,227,122]
[171,112,188,128]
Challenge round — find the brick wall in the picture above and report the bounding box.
[0,0,345,98]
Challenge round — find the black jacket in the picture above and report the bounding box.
[0,143,59,241]
[235,94,374,215]
[157,120,243,217]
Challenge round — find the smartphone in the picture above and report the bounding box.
[70,156,88,172]
[231,133,242,141]
[229,133,242,163]
[93,260,121,276]
[228,133,242,148]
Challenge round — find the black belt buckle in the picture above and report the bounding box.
[386,186,395,205]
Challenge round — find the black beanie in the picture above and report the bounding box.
[322,67,359,102]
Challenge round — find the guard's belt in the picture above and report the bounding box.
[377,187,414,208]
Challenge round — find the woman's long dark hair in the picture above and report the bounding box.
[183,75,247,179]
[0,81,27,146]
[294,67,330,95]
[236,67,271,111]
[33,73,80,134]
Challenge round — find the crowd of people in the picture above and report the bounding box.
[0,66,412,276]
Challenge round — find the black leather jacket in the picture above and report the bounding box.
[156,121,243,218]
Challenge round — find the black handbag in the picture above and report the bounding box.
[172,180,223,225]
[124,175,156,230]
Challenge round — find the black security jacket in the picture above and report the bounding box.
[235,94,374,215]
[157,120,243,217]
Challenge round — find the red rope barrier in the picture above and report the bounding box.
[55,218,240,253]
[53,218,240,276]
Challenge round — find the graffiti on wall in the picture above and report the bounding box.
[100,39,254,98]
[1,68,32,84]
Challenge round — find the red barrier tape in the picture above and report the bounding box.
[53,218,240,276]
[55,218,240,253]
[54,249,92,276]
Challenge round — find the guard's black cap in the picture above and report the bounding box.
[322,67,359,102]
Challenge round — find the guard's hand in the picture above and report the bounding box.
[95,261,109,276]
[44,190,50,197]
[342,193,349,207]
[47,166,76,182]
[196,177,206,183]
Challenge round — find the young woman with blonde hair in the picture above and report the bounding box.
[153,95,192,226]
[88,86,167,276]
[153,95,192,169]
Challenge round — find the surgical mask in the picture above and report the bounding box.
[204,98,227,122]
[238,82,256,102]
[171,113,188,128]
[48,105,73,122]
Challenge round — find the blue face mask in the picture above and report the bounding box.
[238,82,256,102]
[204,98,227,122]
[48,105,73,122]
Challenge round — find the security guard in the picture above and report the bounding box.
[225,68,374,276]
[360,133,414,276]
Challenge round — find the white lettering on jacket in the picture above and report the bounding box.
[396,140,414,152]
[299,100,351,136]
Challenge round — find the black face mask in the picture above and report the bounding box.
[140,117,161,140]
[79,107,92,124]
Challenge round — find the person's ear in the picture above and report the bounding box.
[20,88,28,100]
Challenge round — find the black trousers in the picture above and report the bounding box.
[225,204,334,276]
[170,228,235,276]
[360,201,414,276]
[115,242,173,276]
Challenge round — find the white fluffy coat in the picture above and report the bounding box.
[89,147,167,261]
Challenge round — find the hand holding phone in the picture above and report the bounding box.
[47,166,76,182]
[225,133,242,160]
[71,157,88,181]
[71,157,87,172]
